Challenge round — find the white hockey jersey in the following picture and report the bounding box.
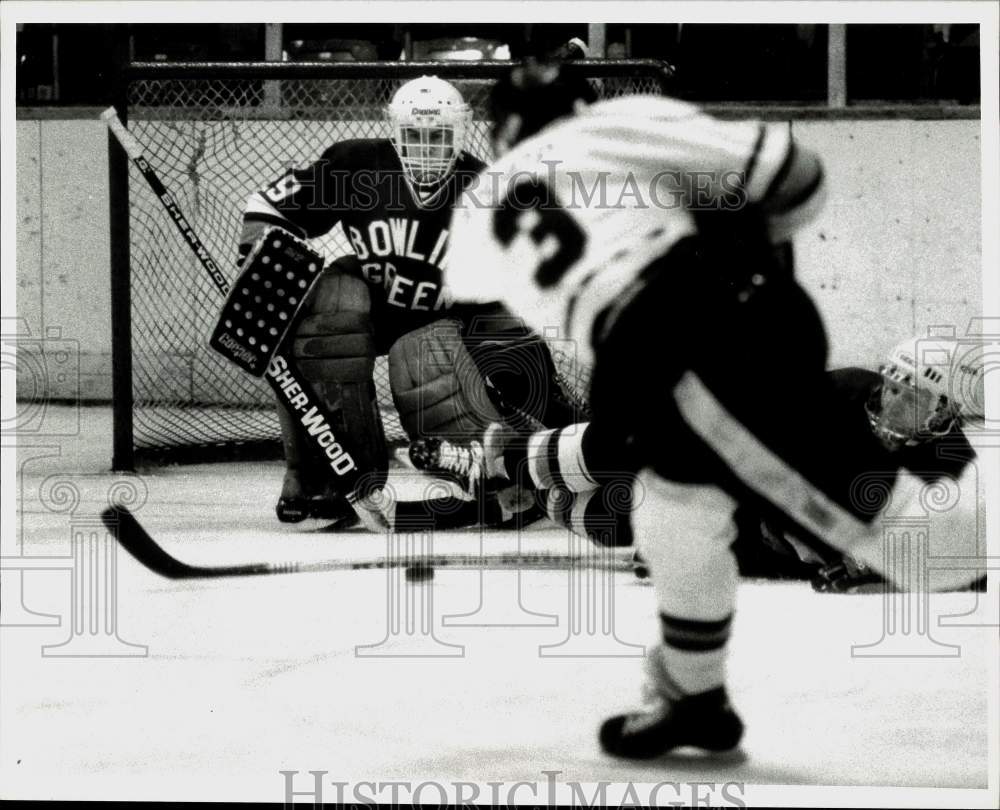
[446,95,825,366]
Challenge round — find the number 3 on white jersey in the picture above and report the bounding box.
[492,178,586,288]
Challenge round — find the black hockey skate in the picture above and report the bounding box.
[408,437,485,499]
[599,650,744,758]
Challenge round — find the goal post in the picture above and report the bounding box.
[108,59,676,471]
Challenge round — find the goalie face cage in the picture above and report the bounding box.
[109,60,675,470]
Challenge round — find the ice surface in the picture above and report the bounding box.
[2,407,995,802]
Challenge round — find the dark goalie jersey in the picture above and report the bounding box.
[241,138,486,341]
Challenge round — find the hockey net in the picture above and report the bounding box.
[115,61,673,466]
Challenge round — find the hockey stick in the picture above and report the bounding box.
[101,506,630,580]
[101,107,486,530]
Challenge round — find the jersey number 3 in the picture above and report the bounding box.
[492,179,585,288]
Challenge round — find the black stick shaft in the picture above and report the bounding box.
[102,507,628,580]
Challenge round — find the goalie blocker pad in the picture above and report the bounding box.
[210,227,324,376]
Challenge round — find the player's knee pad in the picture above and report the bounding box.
[387,318,502,441]
[288,263,388,482]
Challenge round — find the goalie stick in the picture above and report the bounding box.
[102,108,370,496]
[101,506,631,580]
[101,107,484,530]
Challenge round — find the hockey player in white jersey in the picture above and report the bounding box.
[449,65,824,372]
[446,64,983,759]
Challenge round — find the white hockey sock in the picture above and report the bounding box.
[633,471,740,696]
[655,613,733,696]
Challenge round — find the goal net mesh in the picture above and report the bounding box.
[123,66,666,462]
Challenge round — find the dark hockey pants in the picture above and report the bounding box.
[588,234,896,556]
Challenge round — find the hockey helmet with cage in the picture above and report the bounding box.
[865,336,985,450]
[387,76,472,188]
[489,61,598,156]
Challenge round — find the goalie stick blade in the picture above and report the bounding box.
[101,507,277,580]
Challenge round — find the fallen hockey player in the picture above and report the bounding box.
[412,337,984,593]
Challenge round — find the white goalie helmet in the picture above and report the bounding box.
[386,76,472,188]
[866,336,985,449]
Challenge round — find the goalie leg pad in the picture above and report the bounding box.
[388,319,502,441]
[274,394,356,524]
[283,266,388,490]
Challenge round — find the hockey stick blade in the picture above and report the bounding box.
[101,506,631,581]
[102,506,276,579]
